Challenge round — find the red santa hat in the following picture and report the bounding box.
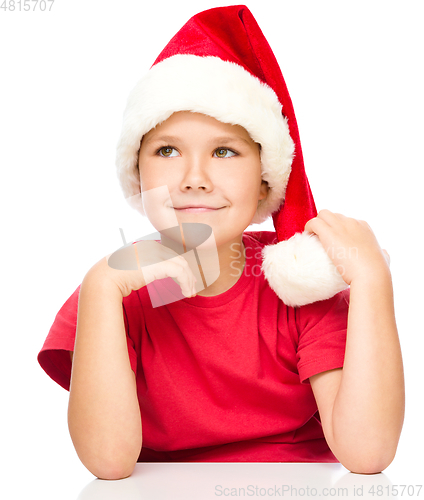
[115,4,348,307]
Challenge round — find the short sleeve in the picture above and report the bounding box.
[296,288,350,384]
[37,285,138,391]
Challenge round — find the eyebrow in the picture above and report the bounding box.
[143,134,253,147]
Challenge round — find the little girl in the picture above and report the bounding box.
[37,5,404,480]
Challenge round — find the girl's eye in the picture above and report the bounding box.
[214,148,237,158]
[158,147,179,157]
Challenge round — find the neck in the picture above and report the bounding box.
[159,229,246,298]
[195,235,246,297]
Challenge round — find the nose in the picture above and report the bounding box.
[179,155,213,192]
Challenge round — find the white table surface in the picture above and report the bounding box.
[75,462,423,500]
[73,463,385,499]
[5,452,423,500]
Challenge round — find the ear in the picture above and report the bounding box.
[259,179,269,201]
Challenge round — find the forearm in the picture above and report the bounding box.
[68,266,142,480]
[330,270,405,472]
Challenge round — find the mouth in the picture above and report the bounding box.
[174,207,221,213]
[173,205,224,213]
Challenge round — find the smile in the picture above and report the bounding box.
[173,207,223,213]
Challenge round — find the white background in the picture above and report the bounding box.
[1,0,423,498]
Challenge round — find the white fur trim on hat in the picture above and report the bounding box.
[261,232,349,307]
[116,54,294,224]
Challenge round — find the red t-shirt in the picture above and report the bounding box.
[38,231,349,463]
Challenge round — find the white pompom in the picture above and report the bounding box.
[261,232,348,307]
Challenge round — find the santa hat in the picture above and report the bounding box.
[115,4,348,307]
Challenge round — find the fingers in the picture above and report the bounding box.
[304,214,329,235]
[108,239,199,298]
[305,209,332,234]
[314,209,347,225]
[170,255,198,297]
[142,255,198,298]
[305,210,358,235]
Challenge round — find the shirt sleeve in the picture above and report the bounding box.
[295,288,350,384]
[37,285,138,391]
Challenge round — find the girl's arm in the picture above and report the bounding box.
[67,243,197,479]
[306,210,405,474]
[68,260,142,480]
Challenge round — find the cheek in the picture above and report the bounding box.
[242,165,263,197]
[227,178,261,208]
[139,161,171,191]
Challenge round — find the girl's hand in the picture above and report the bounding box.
[304,209,390,285]
[85,240,198,299]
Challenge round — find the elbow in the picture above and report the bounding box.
[329,428,401,475]
[68,425,142,480]
[339,449,396,475]
[345,462,388,475]
[70,441,140,480]
[87,458,137,481]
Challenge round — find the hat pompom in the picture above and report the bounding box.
[261,232,349,307]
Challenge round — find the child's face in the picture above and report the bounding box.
[138,111,269,246]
